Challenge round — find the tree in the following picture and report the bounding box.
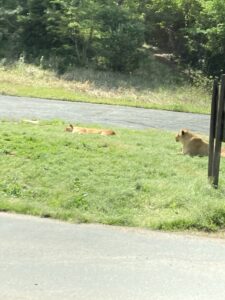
[95,2,145,71]
[46,0,145,72]
[200,0,225,75]
[0,0,23,58]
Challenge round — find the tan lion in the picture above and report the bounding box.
[175,129,209,156]
[65,124,116,136]
[175,128,225,157]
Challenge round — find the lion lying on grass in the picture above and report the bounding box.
[175,129,208,156]
[175,128,225,157]
[65,124,116,136]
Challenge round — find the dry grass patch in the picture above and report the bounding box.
[0,62,211,113]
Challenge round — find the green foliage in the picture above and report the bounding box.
[200,0,225,75]
[1,0,225,75]
[0,0,22,58]
[144,0,225,76]
[95,4,144,71]
[0,0,144,72]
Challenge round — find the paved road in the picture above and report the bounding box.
[0,95,210,134]
[1,213,225,300]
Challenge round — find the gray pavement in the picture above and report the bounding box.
[0,95,210,134]
[1,213,225,300]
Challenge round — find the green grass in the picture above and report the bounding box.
[1,120,225,232]
[0,62,212,114]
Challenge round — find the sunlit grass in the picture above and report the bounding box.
[1,120,225,232]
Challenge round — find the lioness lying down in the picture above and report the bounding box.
[175,128,225,157]
[65,124,116,136]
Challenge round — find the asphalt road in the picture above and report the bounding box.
[1,213,225,300]
[0,95,210,134]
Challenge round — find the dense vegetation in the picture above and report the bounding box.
[1,0,225,76]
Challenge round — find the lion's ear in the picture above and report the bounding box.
[181,129,187,136]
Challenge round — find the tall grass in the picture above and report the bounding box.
[0,59,211,113]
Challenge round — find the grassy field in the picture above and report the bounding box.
[0,61,211,114]
[1,120,225,232]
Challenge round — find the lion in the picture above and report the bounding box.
[65,124,116,136]
[175,128,225,157]
[175,129,209,156]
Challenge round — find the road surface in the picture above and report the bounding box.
[0,95,210,134]
[1,213,225,300]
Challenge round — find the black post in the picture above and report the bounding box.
[212,75,225,187]
[208,79,218,181]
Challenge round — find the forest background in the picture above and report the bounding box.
[1,0,225,77]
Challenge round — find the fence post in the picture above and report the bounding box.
[212,75,225,187]
[208,79,218,182]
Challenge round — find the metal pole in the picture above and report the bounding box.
[208,79,218,182]
[212,75,225,187]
